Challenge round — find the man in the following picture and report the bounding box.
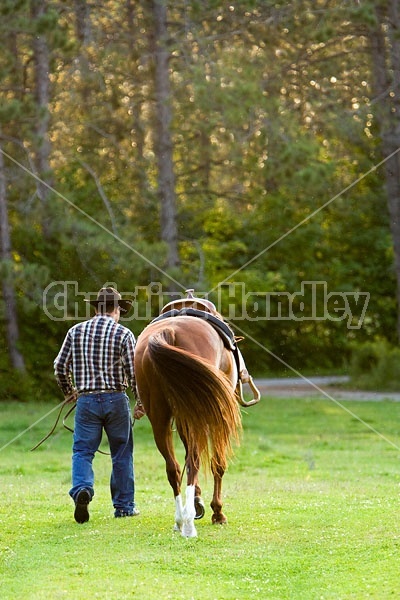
[54,286,140,523]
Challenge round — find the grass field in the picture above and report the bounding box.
[1,393,400,599]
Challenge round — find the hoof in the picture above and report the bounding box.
[181,523,197,538]
[194,496,205,520]
[212,514,227,525]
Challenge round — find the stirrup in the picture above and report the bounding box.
[236,376,261,407]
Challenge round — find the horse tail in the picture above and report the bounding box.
[147,327,242,471]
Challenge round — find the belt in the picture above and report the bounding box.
[79,388,125,395]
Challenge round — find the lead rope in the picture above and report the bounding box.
[30,398,75,451]
[62,401,114,457]
[30,398,111,456]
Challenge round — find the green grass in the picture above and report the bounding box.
[1,395,400,599]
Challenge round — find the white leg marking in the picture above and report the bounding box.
[181,484,197,538]
[174,494,184,532]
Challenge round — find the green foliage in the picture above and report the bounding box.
[349,1,378,27]
[0,358,36,401]
[0,0,398,396]
[349,340,400,391]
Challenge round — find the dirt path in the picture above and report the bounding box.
[253,376,400,402]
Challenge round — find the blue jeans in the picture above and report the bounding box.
[69,392,135,514]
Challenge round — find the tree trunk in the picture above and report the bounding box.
[74,0,91,44]
[151,0,179,271]
[0,137,26,372]
[126,0,149,199]
[31,0,52,235]
[371,1,400,341]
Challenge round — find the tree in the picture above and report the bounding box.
[0,135,26,371]
[31,0,53,237]
[368,0,400,340]
[151,0,179,274]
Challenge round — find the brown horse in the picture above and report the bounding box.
[134,293,260,537]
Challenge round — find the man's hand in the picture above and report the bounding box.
[133,400,146,420]
[65,389,78,404]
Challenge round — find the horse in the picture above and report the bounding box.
[134,291,260,537]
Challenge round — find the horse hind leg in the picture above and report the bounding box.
[171,451,201,537]
[174,486,201,536]
[179,443,201,537]
[181,484,197,538]
[150,418,184,533]
[163,455,188,534]
[182,441,205,521]
[174,494,184,533]
[210,458,227,525]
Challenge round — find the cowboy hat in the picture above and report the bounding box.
[84,286,133,313]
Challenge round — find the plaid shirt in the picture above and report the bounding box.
[54,315,136,396]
